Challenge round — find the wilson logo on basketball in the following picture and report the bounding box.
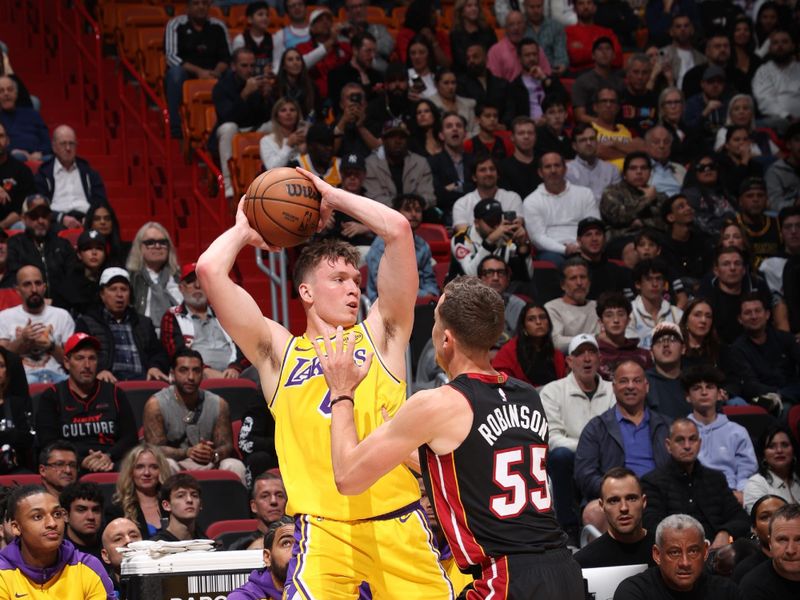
[284,183,320,200]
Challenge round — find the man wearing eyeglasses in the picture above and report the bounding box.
[37,441,79,497]
[615,513,741,599]
[0,484,114,599]
[6,195,77,299]
[33,125,107,229]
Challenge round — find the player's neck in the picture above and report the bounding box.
[445,352,496,380]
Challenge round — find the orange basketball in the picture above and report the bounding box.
[243,167,321,248]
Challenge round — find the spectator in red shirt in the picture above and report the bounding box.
[565,0,623,73]
[295,8,351,99]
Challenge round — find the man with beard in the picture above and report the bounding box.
[576,218,632,300]
[566,123,620,204]
[6,194,77,299]
[229,516,297,600]
[544,257,600,353]
[429,113,476,219]
[452,155,523,232]
[289,123,342,186]
[755,29,800,131]
[365,63,414,135]
[59,483,104,561]
[0,264,74,383]
[574,467,655,568]
[0,121,34,230]
[143,348,246,483]
[35,332,137,472]
[152,473,207,542]
[161,263,245,379]
[456,43,509,111]
[340,0,394,72]
[0,485,113,599]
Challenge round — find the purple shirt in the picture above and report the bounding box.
[616,406,656,477]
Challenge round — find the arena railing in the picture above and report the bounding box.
[192,147,230,250]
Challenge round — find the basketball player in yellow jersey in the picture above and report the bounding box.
[196,168,454,600]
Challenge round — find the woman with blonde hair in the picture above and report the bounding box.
[110,443,173,539]
[259,97,305,170]
[126,221,180,333]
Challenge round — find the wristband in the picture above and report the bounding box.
[330,395,354,407]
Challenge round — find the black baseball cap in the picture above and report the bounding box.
[341,153,366,172]
[577,217,605,237]
[77,229,107,251]
[474,199,503,224]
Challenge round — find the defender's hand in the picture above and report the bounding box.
[312,326,373,398]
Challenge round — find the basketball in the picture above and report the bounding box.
[243,167,321,248]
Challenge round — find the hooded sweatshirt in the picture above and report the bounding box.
[0,538,113,599]
[227,567,282,600]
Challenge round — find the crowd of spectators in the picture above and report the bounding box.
[2,0,800,598]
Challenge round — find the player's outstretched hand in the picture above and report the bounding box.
[312,326,373,399]
[235,197,281,252]
[295,167,335,233]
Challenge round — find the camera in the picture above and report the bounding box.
[503,211,517,221]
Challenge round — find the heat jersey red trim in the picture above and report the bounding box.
[463,372,507,384]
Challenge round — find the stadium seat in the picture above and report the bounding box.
[188,470,251,529]
[206,518,259,548]
[116,380,169,432]
[228,131,266,200]
[226,5,247,30]
[200,378,261,423]
[531,260,561,304]
[391,6,407,29]
[180,79,217,152]
[58,227,84,249]
[0,474,42,487]
[417,223,451,265]
[29,382,54,422]
[80,472,120,508]
[722,405,778,445]
[135,27,166,92]
[788,404,800,445]
[433,261,449,290]
[0,289,21,311]
[115,5,168,64]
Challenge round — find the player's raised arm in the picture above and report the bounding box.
[297,168,418,349]
[196,200,291,388]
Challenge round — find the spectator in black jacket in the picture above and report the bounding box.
[641,418,751,549]
[0,121,34,230]
[510,39,566,122]
[730,292,800,414]
[211,48,271,199]
[427,112,475,220]
[33,125,108,228]
[74,268,169,383]
[456,43,509,117]
[35,332,137,471]
[6,194,77,300]
[52,230,108,316]
[498,116,541,201]
[0,346,33,473]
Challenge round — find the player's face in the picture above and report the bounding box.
[600,475,645,537]
[163,487,201,520]
[653,528,707,592]
[132,451,161,493]
[11,493,66,556]
[265,524,295,585]
[66,498,102,537]
[305,257,361,327]
[252,479,287,525]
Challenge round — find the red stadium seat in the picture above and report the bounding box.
[0,474,42,487]
[0,289,21,311]
[788,404,800,445]
[80,472,120,485]
[58,227,84,249]
[116,380,169,431]
[187,469,242,482]
[206,518,259,540]
[200,378,261,423]
[722,405,778,445]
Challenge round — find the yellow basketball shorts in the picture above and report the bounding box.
[284,502,455,600]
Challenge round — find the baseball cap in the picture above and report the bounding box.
[77,229,106,251]
[473,199,503,223]
[21,194,50,215]
[381,118,409,138]
[99,267,130,287]
[702,65,726,81]
[651,322,683,344]
[341,153,366,172]
[64,332,100,355]
[305,123,335,146]
[308,7,333,24]
[738,177,766,196]
[568,333,599,355]
[180,262,197,282]
[577,217,605,237]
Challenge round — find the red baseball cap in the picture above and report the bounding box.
[180,262,197,282]
[64,332,101,355]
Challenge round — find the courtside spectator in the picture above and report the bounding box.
[743,426,800,513]
[0,230,11,288]
[229,472,288,551]
[59,482,103,561]
[592,86,646,171]
[35,332,137,471]
[626,259,684,349]
[271,0,311,72]
[487,11,529,82]
[0,75,48,161]
[143,348,246,484]
[161,262,245,378]
[274,48,318,118]
[84,204,130,268]
[540,333,614,539]
[365,194,438,302]
[0,347,33,473]
[716,125,766,200]
[211,48,272,199]
[684,365,758,500]
[0,264,74,383]
[732,495,787,583]
[574,468,655,568]
[765,122,800,211]
[684,65,731,151]
[524,153,598,266]
[739,503,800,598]
[544,257,600,353]
[228,516,294,600]
[645,322,689,419]
[126,222,181,332]
[448,0,497,75]
[6,195,77,297]
[451,155,523,231]
[737,178,781,267]
[615,513,741,599]
[619,54,659,136]
[0,485,113,598]
[752,28,800,133]
[464,103,513,160]
[428,113,475,219]
[456,43,509,111]
[0,121,33,229]
[231,2,273,73]
[364,120,434,208]
[682,29,738,98]
[164,0,230,138]
[595,291,651,381]
[110,444,171,539]
[238,402,279,488]
[100,517,142,596]
[498,116,541,200]
[74,267,170,382]
[646,126,685,196]
[365,62,414,135]
[660,193,713,284]
[566,122,620,203]
[491,301,567,387]
[37,441,78,497]
[33,125,107,227]
[151,473,206,542]
[430,69,477,136]
[332,83,380,160]
[760,210,800,306]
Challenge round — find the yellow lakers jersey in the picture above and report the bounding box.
[269,322,420,520]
